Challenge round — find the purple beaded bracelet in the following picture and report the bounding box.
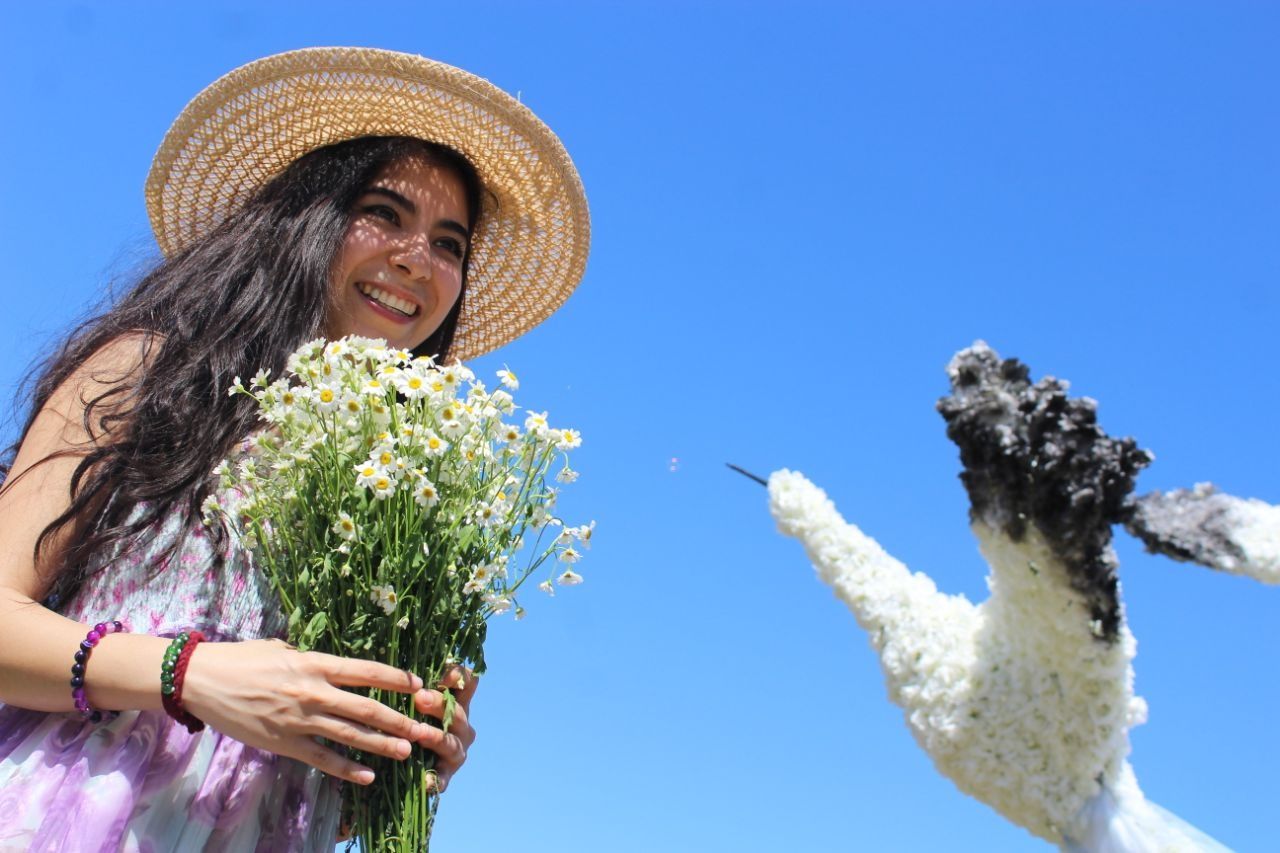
[71,620,128,723]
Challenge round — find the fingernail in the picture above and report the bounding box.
[410,673,424,690]
[355,769,375,785]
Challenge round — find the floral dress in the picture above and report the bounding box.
[0,508,342,852]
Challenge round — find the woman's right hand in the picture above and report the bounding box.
[181,638,439,785]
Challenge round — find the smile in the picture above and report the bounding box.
[357,282,420,318]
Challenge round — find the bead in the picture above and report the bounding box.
[72,617,129,725]
[162,683,175,696]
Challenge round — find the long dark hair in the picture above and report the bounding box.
[1,136,483,604]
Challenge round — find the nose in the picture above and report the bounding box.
[388,235,432,282]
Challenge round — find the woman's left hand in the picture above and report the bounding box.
[414,666,478,793]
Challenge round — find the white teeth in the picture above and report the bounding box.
[358,283,418,317]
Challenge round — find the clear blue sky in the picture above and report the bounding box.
[2,2,1277,850]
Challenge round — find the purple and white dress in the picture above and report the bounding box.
[0,508,342,852]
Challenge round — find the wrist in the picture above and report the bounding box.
[160,631,207,733]
[78,631,171,713]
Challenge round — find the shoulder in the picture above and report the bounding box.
[73,331,166,387]
[37,331,167,446]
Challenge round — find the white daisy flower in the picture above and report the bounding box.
[557,570,584,586]
[422,431,449,457]
[332,513,359,541]
[370,474,396,500]
[396,370,430,399]
[489,389,515,414]
[370,584,398,614]
[314,384,340,412]
[524,410,550,436]
[556,428,583,451]
[497,367,519,390]
[353,462,383,490]
[341,394,363,416]
[473,501,504,529]
[413,479,440,508]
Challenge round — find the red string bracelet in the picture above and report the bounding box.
[161,630,207,734]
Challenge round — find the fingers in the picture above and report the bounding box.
[410,712,468,766]
[283,735,377,786]
[440,665,479,710]
[311,652,424,694]
[308,713,416,762]
[317,690,428,745]
[414,689,475,747]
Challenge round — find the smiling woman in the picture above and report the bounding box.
[0,47,588,851]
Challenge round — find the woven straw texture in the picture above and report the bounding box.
[145,47,590,361]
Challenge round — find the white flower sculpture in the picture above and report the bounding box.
[762,342,1254,851]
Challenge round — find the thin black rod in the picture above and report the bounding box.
[726,463,767,486]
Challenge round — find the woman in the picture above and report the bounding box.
[0,47,589,850]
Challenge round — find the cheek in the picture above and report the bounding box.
[436,264,465,311]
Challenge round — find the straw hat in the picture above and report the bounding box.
[145,47,590,360]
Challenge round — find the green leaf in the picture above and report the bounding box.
[288,606,303,636]
[299,611,329,651]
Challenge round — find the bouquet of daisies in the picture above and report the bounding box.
[203,336,591,851]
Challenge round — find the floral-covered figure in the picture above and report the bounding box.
[765,342,1231,851]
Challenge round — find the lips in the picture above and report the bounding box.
[356,281,421,321]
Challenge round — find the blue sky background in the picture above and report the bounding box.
[2,2,1277,850]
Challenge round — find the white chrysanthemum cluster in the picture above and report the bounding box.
[769,470,1155,846]
[205,336,593,640]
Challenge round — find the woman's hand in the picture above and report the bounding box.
[181,638,446,785]
[416,666,479,793]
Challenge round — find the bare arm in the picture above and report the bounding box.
[0,334,170,713]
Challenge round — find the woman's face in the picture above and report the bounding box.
[326,154,471,351]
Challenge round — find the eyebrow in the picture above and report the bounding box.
[362,187,471,241]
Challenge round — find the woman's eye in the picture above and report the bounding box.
[365,204,400,225]
[435,237,465,260]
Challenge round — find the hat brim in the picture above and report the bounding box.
[145,47,590,361]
